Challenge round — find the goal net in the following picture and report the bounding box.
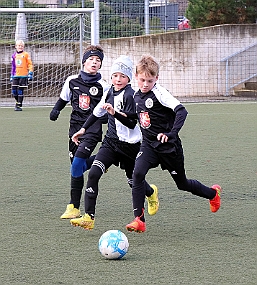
[0,8,95,107]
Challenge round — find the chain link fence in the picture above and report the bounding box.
[0,0,256,106]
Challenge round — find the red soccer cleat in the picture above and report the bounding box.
[126,217,146,233]
[209,184,222,213]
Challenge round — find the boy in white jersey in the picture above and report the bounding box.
[125,55,222,233]
[70,55,142,230]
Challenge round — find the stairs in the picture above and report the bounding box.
[234,82,257,97]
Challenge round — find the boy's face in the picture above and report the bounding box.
[83,55,102,74]
[16,43,24,52]
[111,72,129,91]
[135,72,158,93]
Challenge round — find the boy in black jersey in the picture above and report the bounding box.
[49,45,109,219]
[125,55,222,233]
[69,55,142,230]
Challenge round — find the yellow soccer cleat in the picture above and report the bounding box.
[146,184,159,215]
[70,213,95,230]
[60,204,81,219]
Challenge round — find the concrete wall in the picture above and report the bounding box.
[1,24,257,97]
[100,24,257,96]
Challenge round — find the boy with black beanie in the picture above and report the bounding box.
[50,45,110,219]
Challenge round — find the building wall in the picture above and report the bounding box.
[1,24,257,97]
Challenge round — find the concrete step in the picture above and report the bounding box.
[234,89,257,97]
[245,82,257,90]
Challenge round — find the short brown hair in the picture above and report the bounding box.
[84,45,104,54]
[136,55,159,77]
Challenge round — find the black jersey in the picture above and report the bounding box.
[93,84,142,144]
[134,83,186,153]
[60,71,109,138]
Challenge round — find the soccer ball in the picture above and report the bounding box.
[98,230,129,259]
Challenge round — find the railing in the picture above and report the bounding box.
[221,42,257,96]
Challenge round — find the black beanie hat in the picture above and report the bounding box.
[82,50,104,65]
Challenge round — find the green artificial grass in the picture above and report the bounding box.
[0,103,256,284]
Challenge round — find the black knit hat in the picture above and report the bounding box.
[82,50,104,65]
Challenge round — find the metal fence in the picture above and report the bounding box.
[0,1,257,106]
[221,43,257,96]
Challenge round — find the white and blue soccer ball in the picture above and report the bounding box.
[98,230,129,259]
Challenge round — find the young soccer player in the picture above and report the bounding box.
[125,55,222,233]
[49,45,110,219]
[69,55,142,230]
[10,39,34,111]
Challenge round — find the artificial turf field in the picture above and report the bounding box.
[0,102,256,284]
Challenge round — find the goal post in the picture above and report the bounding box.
[0,8,97,45]
[0,7,97,106]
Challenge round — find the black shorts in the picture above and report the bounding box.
[69,138,78,158]
[137,140,185,174]
[12,77,28,88]
[103,136,140,159]
[99,136,140,169]
[70,133,100,159]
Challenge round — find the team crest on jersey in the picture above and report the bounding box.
[145,98,153,108]
[89,86,98,96]
[16,59,22,66]
[139,111,151,128]
[79,93,90,110]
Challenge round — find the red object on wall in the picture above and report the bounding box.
[178,18,191,30]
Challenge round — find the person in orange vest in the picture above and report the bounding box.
[10,39,34,111]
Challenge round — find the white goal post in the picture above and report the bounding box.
[0,7,98,106]
[0,8,98,46]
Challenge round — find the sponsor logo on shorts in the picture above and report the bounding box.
[136,151,143,159]
[86,187,94,193]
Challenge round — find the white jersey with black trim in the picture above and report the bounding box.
[93,85,142,144]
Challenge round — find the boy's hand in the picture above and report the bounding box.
[72,128,86,145]
[102,103,115,115]
[50,109,60,121]
[157,133,168,143]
